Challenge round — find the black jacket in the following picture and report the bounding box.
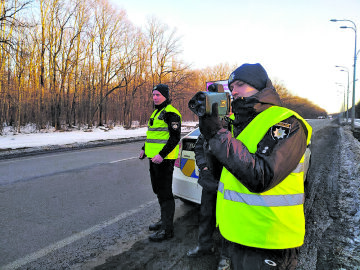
[194,134,223,191]
[207,79,309,193]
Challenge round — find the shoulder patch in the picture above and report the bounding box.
[171,122,180,130]
[276,121,291,129]
[271,122,291,140]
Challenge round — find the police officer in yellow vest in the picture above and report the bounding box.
[139,84,182,242]
[198,63,312,269]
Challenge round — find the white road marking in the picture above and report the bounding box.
[109,157,138,163]
[1,199,157,270]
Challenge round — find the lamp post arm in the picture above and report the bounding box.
[332,19,357,30]
[331,18,358,129]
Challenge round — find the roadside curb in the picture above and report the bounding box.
[0,136,147,160]
[0,131,192,160]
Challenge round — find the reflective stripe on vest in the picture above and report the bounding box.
[144,105,182,159]
[146,139,169,144]
[148,127,168,132]
[218,182,304,207]
[216,106,312,249]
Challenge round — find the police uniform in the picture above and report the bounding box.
[186,134,222,256]
[198,64,312,269]
[142,84,182,242]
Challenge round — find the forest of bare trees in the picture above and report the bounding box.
[0,0,328,135]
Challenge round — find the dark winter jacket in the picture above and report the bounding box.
[194,134,223,191]
[208,79,309,193]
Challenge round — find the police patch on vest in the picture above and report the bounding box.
[171,122,180,130]
[271,122,291,140]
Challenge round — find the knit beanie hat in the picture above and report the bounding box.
[153,84,169,100]
[228,63,269,91]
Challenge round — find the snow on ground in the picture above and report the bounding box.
[0,122,197,150]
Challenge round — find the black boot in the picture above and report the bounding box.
[149,220,162,231]
[149,229,174,242]
[187,245,215,257]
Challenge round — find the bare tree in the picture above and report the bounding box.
[118,27,149,128]
[0,0,32,48]
[146,17,181,86]
[86,0,129,127]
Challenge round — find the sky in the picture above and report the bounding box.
[108,0,360,114]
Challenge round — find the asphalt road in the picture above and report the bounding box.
[0,141,193,269]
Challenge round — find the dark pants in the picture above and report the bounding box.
[229,243,299,270]
[198,188,217,249]
[149,159,175,231]
[198,188,231,257]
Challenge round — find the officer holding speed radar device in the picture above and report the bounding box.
[187,83,231,270]
[192,63,312,269]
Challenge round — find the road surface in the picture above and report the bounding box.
[1,119,359,269]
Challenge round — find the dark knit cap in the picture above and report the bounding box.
[153,84,169,100]
[228,63,269,91]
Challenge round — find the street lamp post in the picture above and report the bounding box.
[335,65,350,122]
[336,82,346,120]
[331,19,358,130]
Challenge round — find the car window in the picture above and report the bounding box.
[188,128,200,137]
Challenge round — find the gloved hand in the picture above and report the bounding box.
[199,103,222,140]
[198,168,219,192]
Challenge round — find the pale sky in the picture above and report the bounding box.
[110,0,360,114]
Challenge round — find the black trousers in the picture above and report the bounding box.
[198,188,217,249]
[149,159,175,231]
[229,244,299,270]
[198,188,231,258]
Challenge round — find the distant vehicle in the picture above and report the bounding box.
[172,127,312,204]
[317,116,326,119]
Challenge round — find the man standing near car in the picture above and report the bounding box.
[186,133,221,256]
[186,132,231,269]
[139,84,182,242]
[198,63,312,269]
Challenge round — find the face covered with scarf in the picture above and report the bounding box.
[228,63,270,127]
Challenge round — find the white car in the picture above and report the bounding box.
[173,128,202,204]
[173,128,311,205]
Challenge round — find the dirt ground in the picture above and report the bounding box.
[298,123,360,269]
[92,121,360,270]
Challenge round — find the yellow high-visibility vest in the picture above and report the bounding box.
[217,106,312,249]
[145,105,182,159]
